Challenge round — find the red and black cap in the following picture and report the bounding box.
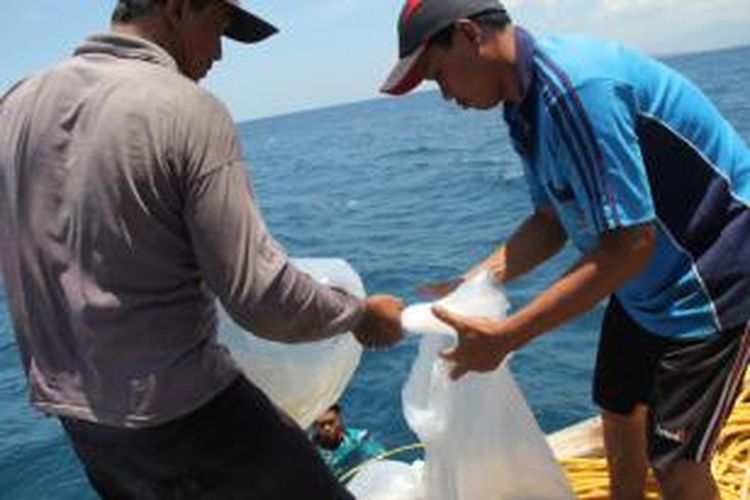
[381,0,507,95]
[222,0,278,44]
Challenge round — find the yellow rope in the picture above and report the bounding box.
[560,382,750,499]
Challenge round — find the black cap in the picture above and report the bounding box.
[381,0,506,95]
[222,0,278,44]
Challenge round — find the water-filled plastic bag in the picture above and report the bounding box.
[217,258,364,429]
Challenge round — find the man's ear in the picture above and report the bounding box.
[455,19,484,50]
[163,0,189,28]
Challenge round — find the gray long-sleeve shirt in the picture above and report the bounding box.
[0,33,365,428]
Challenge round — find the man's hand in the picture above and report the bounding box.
[417,277,463,299]
[353,295,405,349]
[432,306,518,380]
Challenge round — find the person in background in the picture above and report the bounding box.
[313,403,386,478]
[0,0,403,498]
[380,0,750,499]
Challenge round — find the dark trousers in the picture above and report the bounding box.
[60,376,353,500]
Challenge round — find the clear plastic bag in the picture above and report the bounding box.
[359,271,574,499]
[217,258,364,429]
[347,460,425,500]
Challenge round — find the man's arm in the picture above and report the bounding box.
[434,223,656,379]
[185,161,402,346]
[420,206,567,297]
[466,206,568,283]
[176,93,402,347]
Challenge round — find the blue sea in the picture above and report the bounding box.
[1,45,749,498]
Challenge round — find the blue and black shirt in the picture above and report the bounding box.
[505,28,750,338]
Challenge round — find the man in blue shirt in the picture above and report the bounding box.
[381,0,750,498]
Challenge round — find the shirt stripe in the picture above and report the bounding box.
[536,50,622,227]
[538,83,607,231]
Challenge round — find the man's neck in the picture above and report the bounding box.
[111,18,179,63]
[491,25,522,103]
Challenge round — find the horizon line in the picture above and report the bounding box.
[239,41,750,124]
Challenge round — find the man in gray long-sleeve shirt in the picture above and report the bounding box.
[0,0,404,497]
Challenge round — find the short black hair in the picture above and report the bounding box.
[111,0,215,23]
[429,9,512,49]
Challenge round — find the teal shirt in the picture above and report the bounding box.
[317,428,385,477]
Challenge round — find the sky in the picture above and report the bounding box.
[1,0,749,121]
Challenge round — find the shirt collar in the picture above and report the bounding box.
[503,26,537,158]
[513,26,536,105]
[74,33,180,73]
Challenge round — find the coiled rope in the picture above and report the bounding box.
[561,375,750,499]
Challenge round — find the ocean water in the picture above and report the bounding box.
[1,45,748,498]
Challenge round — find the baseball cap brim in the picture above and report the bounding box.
[224,2,279,44]
[380,44,428,96]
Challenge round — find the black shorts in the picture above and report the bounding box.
[61,376,353,500]
[593,298,750,472]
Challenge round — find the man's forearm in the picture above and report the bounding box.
[466,208,567,283]
[186,163,365,342]
[500,224,656,349]
[244,262,366,343]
